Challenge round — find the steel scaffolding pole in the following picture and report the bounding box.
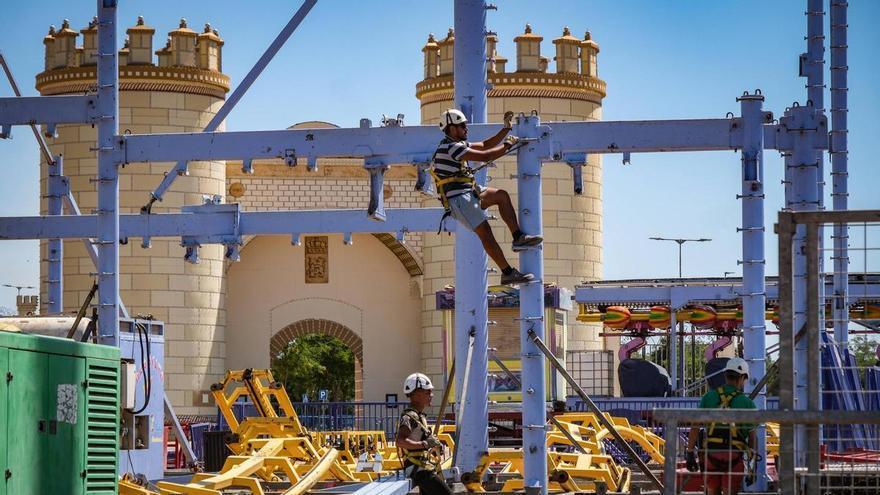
[45,154,64,314]
[829,0,849,344]
[786,102,822,466]
[805,0,825,209]
[738,92,767,490]
[516,114,547,495]
[452,0,489,476]
[96,0,120,345]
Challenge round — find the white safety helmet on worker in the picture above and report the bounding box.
[439,109,468,132]
[403,372,434,395]
[723,357,749,377]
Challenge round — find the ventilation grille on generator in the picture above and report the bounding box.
[85,362,119,494]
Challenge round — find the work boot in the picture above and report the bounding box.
[512,233,543,252]
[500,268,535,286]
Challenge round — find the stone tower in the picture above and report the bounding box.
[416,26,606,385]
[37,17,230,414]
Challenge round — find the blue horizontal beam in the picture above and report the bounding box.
[0,95,97,126]
[0,207,451,241]
[545,119,740,154]
[118,119,793,165]
[120,124,503,165]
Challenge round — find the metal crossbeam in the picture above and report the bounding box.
[117,120,800,166]
[0,95,97,127]
[0,207,451,241]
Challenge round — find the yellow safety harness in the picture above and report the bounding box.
[703,387,750,455]
[429,152,477,234]
[398,408,441,473]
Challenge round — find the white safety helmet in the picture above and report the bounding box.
[439,109,468,132]
[723,357,749,377]
[403,372,434,395]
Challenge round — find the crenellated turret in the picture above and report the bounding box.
[580,30,600,78]
[155,37,172,67]
[416,25,608,386]
[514,24,543,72]
[35,14,231,416]
[553,27,580,74]
[168,18,198,67]
[438,28,454,76]
[127,16,155,65]
[422,33,440,80]
[52,19,78,69]
[486,33,507,74]
[42,26,56,71]
[197,23,224,72]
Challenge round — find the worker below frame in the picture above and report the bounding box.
[432,108,543,286]
[686,357,758,495]
[396,373,452,495]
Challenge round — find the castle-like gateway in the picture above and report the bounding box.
[37,18,607,414]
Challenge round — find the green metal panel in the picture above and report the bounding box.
[84,357,119,494]
[0,332,118,361]
[0,332,119,495]
[0,347,7,495]
[47,353,87,494]
[7,349,49,495]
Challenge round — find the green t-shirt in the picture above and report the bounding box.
[699,384,757,410]
[699,384,757,445]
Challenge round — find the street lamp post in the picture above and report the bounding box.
[648,237,712,395]
[648,237,712,279]
[2,284,36,297]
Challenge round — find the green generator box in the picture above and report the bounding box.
[0,331,120,495]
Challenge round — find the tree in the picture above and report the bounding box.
[271,334,355,402]
[848,335,880,385]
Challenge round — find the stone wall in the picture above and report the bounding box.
[40,91,227,414]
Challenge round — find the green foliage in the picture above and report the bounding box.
[271,334,355,402]
[849,335,880,369]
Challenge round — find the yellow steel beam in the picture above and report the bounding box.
[282,448,340,495]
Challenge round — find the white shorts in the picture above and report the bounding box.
[447,191,488,231]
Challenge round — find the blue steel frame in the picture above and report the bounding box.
[0,0,843,491]
[829,1,849,345]
[452,0,490,478]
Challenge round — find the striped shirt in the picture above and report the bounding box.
[432,137,474,198]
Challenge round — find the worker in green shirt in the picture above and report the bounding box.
[686,357,758,495]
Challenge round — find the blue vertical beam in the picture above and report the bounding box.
[829,0,849,344]
[516,114,547,495]
[805,0,825,206]
[739,92,767,490]
[46,154,64,314]
[669,310,677,395]
[146,0,318,208]
[452,0,489,475]
[96,0,119,345]
[788,103,821,465]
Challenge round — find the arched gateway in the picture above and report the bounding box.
[270,319,364,400]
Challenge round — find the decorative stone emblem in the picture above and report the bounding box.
[229,182,245,198]
[304,236,329,284]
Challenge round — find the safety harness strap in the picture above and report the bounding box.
[704,387,749,453]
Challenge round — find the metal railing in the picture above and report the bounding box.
[565,349,613,397]
[292,401,412,438]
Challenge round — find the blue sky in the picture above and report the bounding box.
[1,1,878,312]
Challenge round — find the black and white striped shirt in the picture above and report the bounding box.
[432,137,474,198]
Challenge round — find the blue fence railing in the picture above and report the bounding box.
[293,402,412,438]
[218,396,782,443]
